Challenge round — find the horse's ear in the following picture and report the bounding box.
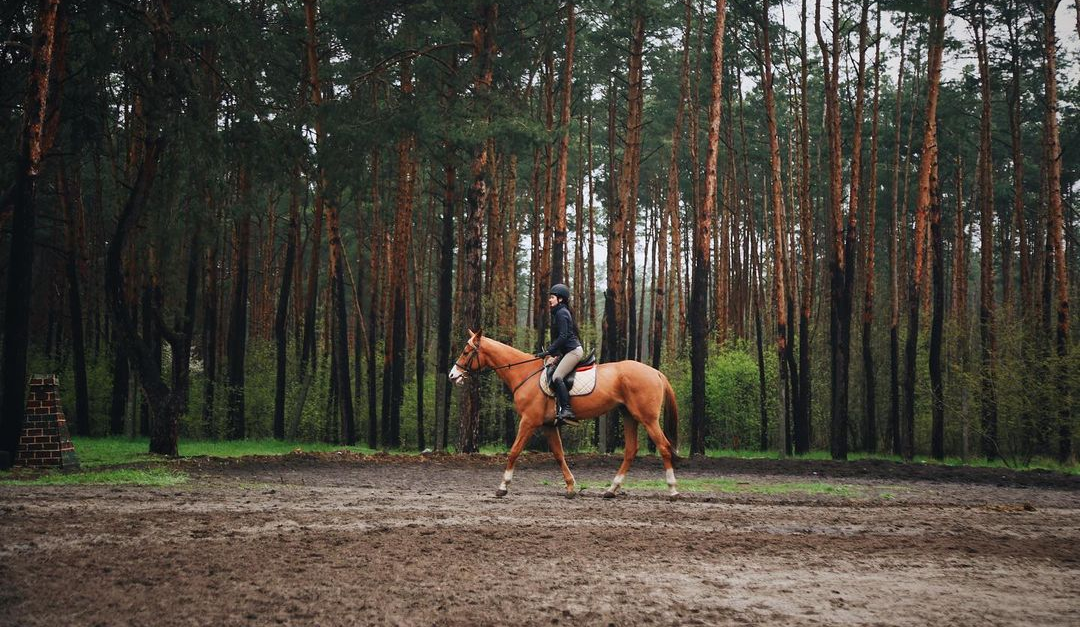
[476,328,483,338]
[467,328,476,337]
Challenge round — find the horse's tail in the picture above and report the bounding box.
[660,372,679,458]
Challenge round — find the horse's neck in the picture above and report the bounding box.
[481,338,533,389]
[481,337,529,368]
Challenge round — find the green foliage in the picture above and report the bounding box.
[705,342,780,450]
[619,477,859,497]
[68,436,375,467]
[1,468,188,487]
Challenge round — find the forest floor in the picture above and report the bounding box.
[1,451,1078,626]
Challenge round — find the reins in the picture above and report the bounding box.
[454,340,544,377]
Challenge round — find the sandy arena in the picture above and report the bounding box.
[1,453,1078,626]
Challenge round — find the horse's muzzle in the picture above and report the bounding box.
[448,365,466,385]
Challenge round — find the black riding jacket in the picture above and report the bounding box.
[545,303,582,357]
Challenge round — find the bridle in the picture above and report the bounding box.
[453,338,483,374]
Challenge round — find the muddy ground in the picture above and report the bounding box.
[1,452,1078,626]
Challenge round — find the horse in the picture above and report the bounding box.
[448,329,680,499]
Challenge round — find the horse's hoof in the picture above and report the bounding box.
[668,492,681,501]
[495,489,508,498]
[565,490,578,499]
[602,490,617,499]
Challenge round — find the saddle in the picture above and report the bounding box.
[541,350,597,397]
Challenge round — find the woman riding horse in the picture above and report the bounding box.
[449,330,680,499]
[535,283,583,427]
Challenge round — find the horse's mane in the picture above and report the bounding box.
[479,335,531,360]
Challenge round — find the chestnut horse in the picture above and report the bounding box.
[449,330,680,499]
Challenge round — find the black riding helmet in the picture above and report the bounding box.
[549,283,570,302]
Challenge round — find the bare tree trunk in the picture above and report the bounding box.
[274,169,300,440]
[904,0,949,461]
[59,167,90,436]
[816,0,849,460]
[435,158,455,451]
[622,13,646,366]
[0,0,62,466]
[1007,9,1029,316]
[1044,0,1071,463]
[587,109,597,329]
[459,2,496,454]
[762,0,789,457]
[104,0,187,457]
[690,0,726,457]
[794,0,814,455]
[889,14,909,457]
[862,5,882,453]
[226,209,250,440]
[974,6,998,460]
[930,149,945,461]
[551,2,575,287]
[367,180,383,448]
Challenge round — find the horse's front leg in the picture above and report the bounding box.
[497,416,538,497]
[545,426,577,498]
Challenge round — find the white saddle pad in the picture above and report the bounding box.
[540,365,597,397]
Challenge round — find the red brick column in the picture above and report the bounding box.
[17,374,79,468]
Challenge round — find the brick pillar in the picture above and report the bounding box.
[17,374,79,469]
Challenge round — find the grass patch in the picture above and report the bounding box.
[620,477,859,497]
[70,437,379,467]
[2,468,188,487]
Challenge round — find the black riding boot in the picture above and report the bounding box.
[552,378,578,426]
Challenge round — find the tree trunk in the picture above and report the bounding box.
[862,5,882,454]
[109,329,129,435]
[367,187,382,449]
[1007,11,1029,316]
[816,0,849,461]
[889,13,909,457]
[274,171,300,440]
[104,1,183,457]
[435,158,455,451]
[435,132,455,451]
[794,0,815,455]
[975,7,998,460]
[904,0,949,461]
[1043,0,1071,463]
[202,231,219,435]
[59,168,90,436]
[621,12,646,367]
[762,0,789,456]
[329,200,356,446]
[551,2,575,287]
[930,150,945,461]
[691,0,726,457]
[0,0,62,466]
[459,2,495,454]
[226,211,250,440]
[654,0,692,376]
[300,0,325,378]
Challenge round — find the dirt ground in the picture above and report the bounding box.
[1,452,1078,626]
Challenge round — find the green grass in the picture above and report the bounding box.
[47,437,1080,476]
[2,468,188,487]
[618,477,860,497]
[70,437,379,468]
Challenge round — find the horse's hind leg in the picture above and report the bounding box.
[642,419,679,498]
[603,419,639,498]
[497,417,539,497]
[544,427,577,498]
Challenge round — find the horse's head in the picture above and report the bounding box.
[449,329,485,385]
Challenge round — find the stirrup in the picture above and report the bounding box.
[555,409,579,427]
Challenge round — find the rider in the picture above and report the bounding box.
[535,283,584,427]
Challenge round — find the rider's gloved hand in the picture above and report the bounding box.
[534,351,547,359]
